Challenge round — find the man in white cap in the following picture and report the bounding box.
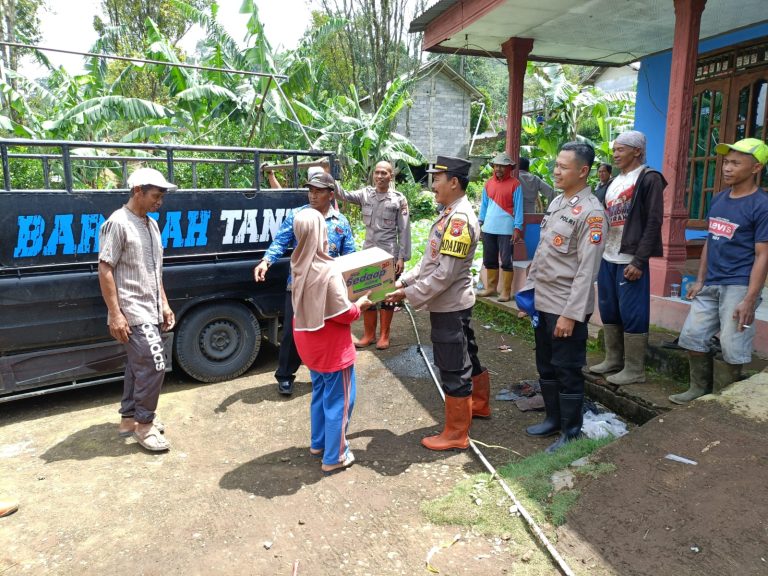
[477,152,523,302]
[671,138,768,403]
[588,130,665,385]
[98,167,177,452]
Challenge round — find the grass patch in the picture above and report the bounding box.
[473,299,535,344]
[422,437,616,538]
[474,299,603,352]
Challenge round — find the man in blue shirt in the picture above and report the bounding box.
[254,172,355,395]
[671,138,768,404]
[477,152,523,302]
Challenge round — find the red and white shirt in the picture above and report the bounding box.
[603,165,644,264]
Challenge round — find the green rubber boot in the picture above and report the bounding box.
[589,325,624,374]
[712,355,742,394]
[669,353,713,405]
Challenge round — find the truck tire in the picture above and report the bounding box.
[174,302,261,383]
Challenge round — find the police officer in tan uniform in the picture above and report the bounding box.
[520,142,606,453]
[386,156,490,451]
[337,161,411,350]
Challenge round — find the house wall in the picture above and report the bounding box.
[594,66,638,93]
[635,22,768,170]
[396,70,474,161]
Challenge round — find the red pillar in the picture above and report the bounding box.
[501,37,534,260]
[501,37,534,171]
[649,0,707,296]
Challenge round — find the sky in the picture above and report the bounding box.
[24,0,314,77]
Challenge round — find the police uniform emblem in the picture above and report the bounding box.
[587,215,604,244]
[571,206,582,215]
[440,214,471,258]
[553,234,564,247]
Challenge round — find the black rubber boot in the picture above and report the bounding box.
[545,393,584,453]
[525,380,560,437]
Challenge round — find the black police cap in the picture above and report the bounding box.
[426,155,471,179]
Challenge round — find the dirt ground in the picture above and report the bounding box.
[561,399,768,576]
[4,307,766,576]
[0,309,561,576]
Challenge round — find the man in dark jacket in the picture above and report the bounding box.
[589,131,666,384]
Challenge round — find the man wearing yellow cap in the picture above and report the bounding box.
[671,138,768,404]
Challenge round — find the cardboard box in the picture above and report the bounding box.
[334,247,395,304]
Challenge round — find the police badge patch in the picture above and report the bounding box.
[439,214,471,258]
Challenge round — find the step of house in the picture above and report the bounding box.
[477,294,768,426]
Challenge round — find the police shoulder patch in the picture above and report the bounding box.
[439,214,471,258]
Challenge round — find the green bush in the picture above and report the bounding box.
[397,181,436,221]
[466,180,483,202]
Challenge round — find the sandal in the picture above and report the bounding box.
[309,448,323,458]
[119,419,165,438]
[322,451,355,476]
[133,427,171,452]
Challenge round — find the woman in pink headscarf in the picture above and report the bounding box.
[291,209,372,475]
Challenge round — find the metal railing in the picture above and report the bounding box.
[0,138,336,194]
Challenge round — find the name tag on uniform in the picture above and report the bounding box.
[440,214,471,258]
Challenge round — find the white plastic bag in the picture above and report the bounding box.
[581,411,628,439]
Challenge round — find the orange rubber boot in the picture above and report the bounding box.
[376,308,394,350]
[471,369,491,418]
[355,309,378,348]
[421,396,471,451]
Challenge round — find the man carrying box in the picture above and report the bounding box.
[385,156,491,451]
[336,161,411,350]
[254,172,356,396]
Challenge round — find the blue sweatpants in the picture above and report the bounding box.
[309,365,356,466]
[597,260,650,334]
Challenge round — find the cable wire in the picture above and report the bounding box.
[0,40,288,80]
[402,302,576,576]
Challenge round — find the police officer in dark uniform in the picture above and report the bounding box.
[520,142,606,452]
[385,156,490,451]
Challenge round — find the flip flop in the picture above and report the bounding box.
[119,420,165,438]
[309,448,323,458]
[322,451,355,476]
[133,427,171,452]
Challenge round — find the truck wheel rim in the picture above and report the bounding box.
[199,320,240,361]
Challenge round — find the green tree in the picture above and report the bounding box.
[0,0,45,122]
[310,0,423,107]
[519,64,635,183]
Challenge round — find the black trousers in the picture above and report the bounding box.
[534,311,589,395]
[430,307,483,398]
[275,290,302,383]
[482,233,513,271]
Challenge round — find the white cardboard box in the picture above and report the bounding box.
[334,247,396,304]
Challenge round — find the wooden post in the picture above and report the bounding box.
[649,0,707,296]
[501,37,534,260]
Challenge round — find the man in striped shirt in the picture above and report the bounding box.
[98,167,176,452]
